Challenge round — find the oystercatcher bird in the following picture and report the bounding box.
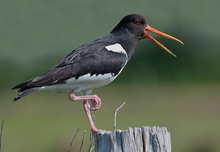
[12,14,183,133]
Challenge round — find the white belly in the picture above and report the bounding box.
[41,73,117,93]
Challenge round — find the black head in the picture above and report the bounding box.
[111,14,184,57]
[111,14,147,39]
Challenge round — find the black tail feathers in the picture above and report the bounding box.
[11,80,32,90]
[13,87,40,101]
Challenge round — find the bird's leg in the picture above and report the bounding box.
[68,93,101,110]
[83,100,102,133]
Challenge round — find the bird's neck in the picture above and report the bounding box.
[111,30,139,60]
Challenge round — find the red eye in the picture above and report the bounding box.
[133,19,140,25]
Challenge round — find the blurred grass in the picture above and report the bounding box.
[1,83,220,152]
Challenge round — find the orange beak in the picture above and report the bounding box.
[144,25,184,57]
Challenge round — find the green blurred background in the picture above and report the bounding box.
[0,0,220,152]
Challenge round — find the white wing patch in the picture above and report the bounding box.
[105,43,128,58]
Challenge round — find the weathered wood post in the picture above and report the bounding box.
[92,103,171,152]
[94,126,171,152]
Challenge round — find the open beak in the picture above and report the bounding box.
[144,25,184,57]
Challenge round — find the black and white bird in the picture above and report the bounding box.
[12,14,183,133]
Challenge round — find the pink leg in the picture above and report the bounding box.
[83,100,102,133]
[68,93,101,110]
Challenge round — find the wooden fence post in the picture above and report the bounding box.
[94,126,171,152]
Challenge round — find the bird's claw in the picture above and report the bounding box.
[90,94,101,111]
[68,93,101,110]
[91,128,103,134]
[83,100,91,112]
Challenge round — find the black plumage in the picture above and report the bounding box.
[12,14,183,102]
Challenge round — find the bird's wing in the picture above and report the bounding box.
[17,40,127,89]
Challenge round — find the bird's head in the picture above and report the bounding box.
[111,14,184,57]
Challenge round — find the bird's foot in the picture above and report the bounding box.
[83,100,102,133]
[90,94,101,111]
[68,93,101,111]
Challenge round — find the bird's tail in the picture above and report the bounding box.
[13,87,40,101]
[12,80,40,101]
